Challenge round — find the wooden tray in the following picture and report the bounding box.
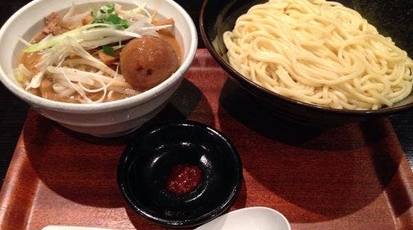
[1,49,413,230]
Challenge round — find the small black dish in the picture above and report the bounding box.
[117,120,242,228]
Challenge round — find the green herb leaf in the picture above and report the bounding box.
[102,45,115,56]
[92,2,130,29]
[106,3,115,14]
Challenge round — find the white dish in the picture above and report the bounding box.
[42,226,113,230]
[41,207,290,230]
[195,206,291,230]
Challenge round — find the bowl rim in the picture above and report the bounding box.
[0,0,198,113]
[199,0,413,117]
[117,120,243,228]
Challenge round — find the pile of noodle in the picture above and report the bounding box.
[223,0,413,110]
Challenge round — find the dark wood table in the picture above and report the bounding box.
[2,48,413,230]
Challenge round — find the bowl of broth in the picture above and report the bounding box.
[200,0,413,127]
[0,0,197,137]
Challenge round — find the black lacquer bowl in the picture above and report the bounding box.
[117,120,242,228]
[199,0,413,127]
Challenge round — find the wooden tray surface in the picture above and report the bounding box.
[1,49,413,230]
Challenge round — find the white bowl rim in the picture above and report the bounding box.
[0,0,198,114]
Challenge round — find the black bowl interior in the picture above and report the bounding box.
[117,120,242,228]
[199,0,413,126]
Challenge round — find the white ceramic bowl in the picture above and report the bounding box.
[0,0,198,137]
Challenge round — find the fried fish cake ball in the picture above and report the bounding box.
[120,36,180,91]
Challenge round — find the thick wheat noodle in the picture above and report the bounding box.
[223,0,413,110]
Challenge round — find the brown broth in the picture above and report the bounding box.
[158,29,182,62]
[19,52,42,73]
[18,31,181,103]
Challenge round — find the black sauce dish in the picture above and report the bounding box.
[199,0,413,127]
[117,120,242,228]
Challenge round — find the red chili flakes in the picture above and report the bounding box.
[166,164,202,195]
